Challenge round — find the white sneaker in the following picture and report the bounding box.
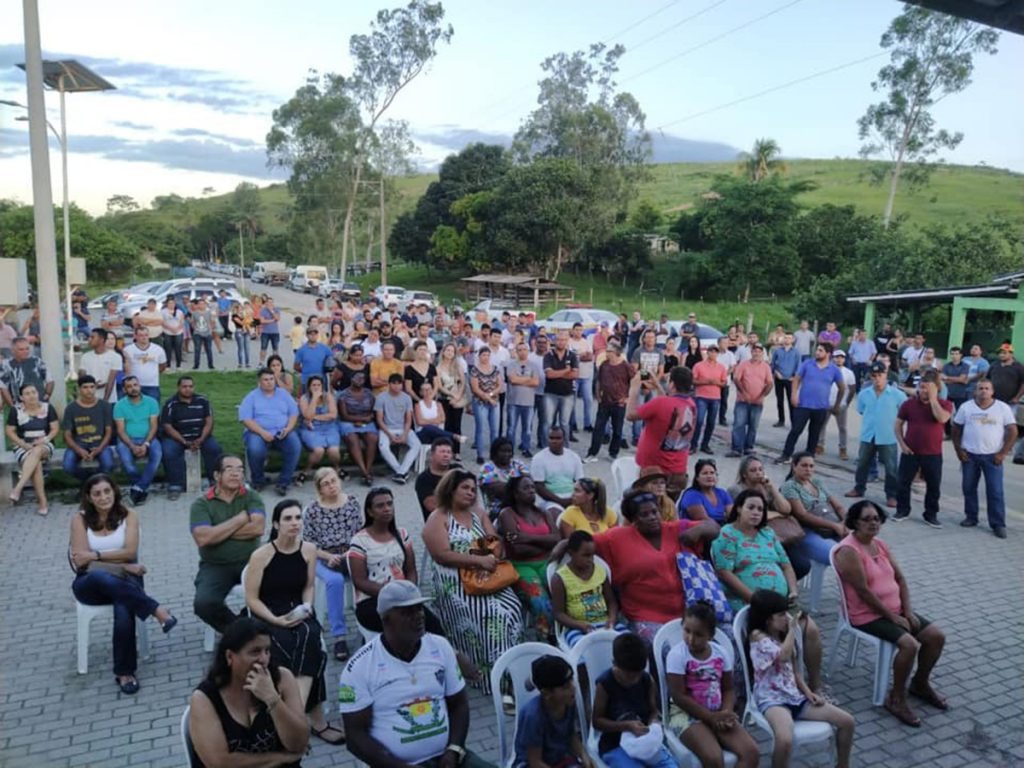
[583,455,599,464]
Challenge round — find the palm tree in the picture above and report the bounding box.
[738,138,786,183]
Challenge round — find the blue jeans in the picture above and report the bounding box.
[962,452,1005,529]
[243,430,301,487]
[853,441,899,498]
[507,404,534,453]
[544,393,574,434]
[788,530,837,578]
[314,560,347,637]
[534,394,549,449]
[234,330,250,366]
[72,570,158,676]
[115,437,163,491]
[193,334,214,369]
[570,378,593,431]
[632,388,654,442]
[260,332,280,353]
[897,453,943,519]
[693,397,720,451]
[731,401,763,453]
[472,400,500,457]
[416,425,460,445]
[140,385,161,403]
[601,745,677,768]
[63,446,116,481]
[161,436,223,492]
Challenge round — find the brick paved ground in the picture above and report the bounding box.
[3,315,1023,766]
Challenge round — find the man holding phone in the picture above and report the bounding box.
[894,370,952,528]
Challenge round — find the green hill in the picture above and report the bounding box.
[159,158,1022,235]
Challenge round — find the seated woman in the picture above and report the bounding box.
[478,437,529,522]
[243,499,341,745]
[267,354,294,397]
[550,530,626,647]
[423,468,523,695]
[302,467,362,662]
[331,343,369,393]
[337,370,379,486]
[630,467,677,522]
[68,474,176,694]
[834,500,948,728]
[558,477,617,537]
[779,452,848,576]
[189,617,309,768]
[678,459,733,523]
[593,488,719,644]
[5,381,59,515]
[498,476,560,640]
[297,376,343,483]
[727,454,803,570]
[413,380,466,446]
[711,489,828,696]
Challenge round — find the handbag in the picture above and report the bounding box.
[459,535,518,596]
[676,550,733,625]
[768,515,805,547]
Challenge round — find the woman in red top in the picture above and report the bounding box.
[834,500,948,728]
[593,488,719,644]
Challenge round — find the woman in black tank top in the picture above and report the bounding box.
[189,618,308,767]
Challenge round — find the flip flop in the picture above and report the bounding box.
[311,724,346,745]
[908,683,949,711]
[35,507,49,517]
[884,697,921,727]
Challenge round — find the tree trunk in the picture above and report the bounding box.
[882,157,904,229]
[340,160,364,280]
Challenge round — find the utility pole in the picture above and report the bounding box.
[379,178,387,286]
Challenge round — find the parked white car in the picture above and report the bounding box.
[541,308,620,336]
[373,285,406,305]
[666,320,726,349]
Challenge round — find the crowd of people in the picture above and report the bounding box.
[5,290,1021,767]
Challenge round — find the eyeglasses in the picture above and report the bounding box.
[221,466,244,474]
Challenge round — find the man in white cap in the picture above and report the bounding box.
[339,582,495,767]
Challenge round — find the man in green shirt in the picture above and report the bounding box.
[112,375,162,505]
[190,454,266,633]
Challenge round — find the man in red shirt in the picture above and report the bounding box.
[729,342,774,457]
[625,365,696,498]
[894,370,952,527]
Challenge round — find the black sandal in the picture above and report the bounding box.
[116,675,140,695]
[311,723,346,745]
[334,640,350,662]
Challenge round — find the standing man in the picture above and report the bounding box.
[846,361,907,507]
[414,437,454,521]
[679,312,699,346]
[161,375,221,501]
[716,336,737,427]
[216,289,232,341]
[817,321,841,348]
[585,341,632,463]
[893,371,952,528]
[848,328,876,391]
[964,343,990,400]
[190,297,219,370]
[987,342,1024,464]
[793,320,815,362]
[530,334,550,450]
[239,368,301,496]
[191,454,266,633]
[0,308,19,359]
[62,375,116,480]
[506,341,541,458]
[952,379,1016,539]
[817,349,857,460]
[112,375,163,505]
[258,296,281,364]
[940,347,970,437]
[777,343,844,463]
[630,328,664,446]
[486,331,511,435]
[568,323,595,437]
[375,373,421,484]
[770,332,800,428]
[691,345,727,455]
[0,337,53,406]
[901,333,927,379]
[123,325,167,403]
[293,326,333,395]
[626,365,696,499]
[78,328,121,404]
[531,426,584,513]
[728,342,773,457]
[542,330,579,439]
[626,311,645,360]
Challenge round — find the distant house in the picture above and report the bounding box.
[643,234,679,254]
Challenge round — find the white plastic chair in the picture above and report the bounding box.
[799,559,828,613]
[203,580,246,652]
[610,457,639,501]
[652,620,739,767]
[489,642,583,768]
[732,606,834,763]
[345,550,381,646]
[180,705,197,768]
[76,600,151,674]
[826,547,896,706]
[414,443,430,474]
[545,555,613,653]
[570,628,625,768]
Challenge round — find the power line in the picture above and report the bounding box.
[619,0,808,85]
[622,0,729,54]
[601,0,687,44]
[653,50,886,130]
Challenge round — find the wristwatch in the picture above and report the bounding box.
[445,744,466,764]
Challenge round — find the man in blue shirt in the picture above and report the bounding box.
[216,289,232,340]
[777,342,844,462]
[940,346,970,437]
[112,375,162,505]
[293,326,333,395]
[848,328,877,391]
[845,361,907,505]
[239,368,300,495]
[769,332,801,427]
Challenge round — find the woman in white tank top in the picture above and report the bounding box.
[413,381,467,447]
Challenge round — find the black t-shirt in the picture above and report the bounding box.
[543,349,579,397]
[414,469,445,521]
[989,361,1024,404]
[62,400,113,450]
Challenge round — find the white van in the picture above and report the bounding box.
[288,265,329,293]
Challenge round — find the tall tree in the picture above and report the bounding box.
[340,1,453,279]
[857,6,998,227]
[105,194,139,214]
[737,138,786,183]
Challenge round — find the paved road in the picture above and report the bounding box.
[2,281,1023,766]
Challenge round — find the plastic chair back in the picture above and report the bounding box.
[610,457,639,501]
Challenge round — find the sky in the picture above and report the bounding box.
[1,0,1022,215]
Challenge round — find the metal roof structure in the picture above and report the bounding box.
[847,281,1020,304]
[16,59,116,93]
[906,0,1024,35]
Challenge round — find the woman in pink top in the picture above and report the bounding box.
[834,500,948,728]
[593,488,719,643]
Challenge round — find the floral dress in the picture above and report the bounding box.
[430,510,523,694]
[749,634,806,711]
[303,496,362,556]
[477,459,528,520]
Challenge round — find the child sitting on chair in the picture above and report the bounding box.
[513,655,592,768]
[551,531,627,647]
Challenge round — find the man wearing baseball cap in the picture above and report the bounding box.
[339,582,495,767]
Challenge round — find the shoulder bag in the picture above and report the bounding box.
[459,534,518,596]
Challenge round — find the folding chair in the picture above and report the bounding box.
[610,457,639,501]
[546,555,614,653]
[570,629,625,768]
